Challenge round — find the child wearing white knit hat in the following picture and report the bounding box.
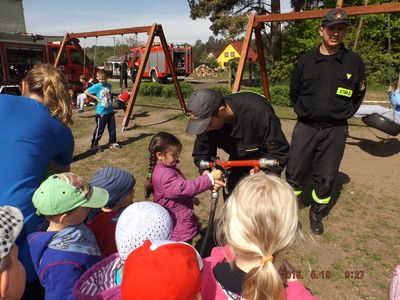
[73,201,172,300]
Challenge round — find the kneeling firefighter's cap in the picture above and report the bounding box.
[186,89,224,135]
[33,172,109,216]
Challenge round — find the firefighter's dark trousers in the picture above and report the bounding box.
[120,74,128,89]
[285,122,348,203]
[91,113,117,146]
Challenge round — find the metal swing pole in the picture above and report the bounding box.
[83,38,87,73]
[200,190,219,257]
[92,37,98,79]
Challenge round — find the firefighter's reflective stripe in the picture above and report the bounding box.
[312,190,330,204]
[294,190,302,197]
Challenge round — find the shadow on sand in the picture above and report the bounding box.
[72,133,152,163]
[347,135,400,157]
[123,114,182,131]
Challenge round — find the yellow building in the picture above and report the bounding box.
[216,41,257,68]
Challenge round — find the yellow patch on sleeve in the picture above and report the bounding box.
[336,87,353,98]
[346,73,352,80]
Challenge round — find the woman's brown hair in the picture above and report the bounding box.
[23,63,73,126]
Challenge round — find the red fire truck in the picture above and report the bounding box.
[128,43,193,83]
[0,33,94,95]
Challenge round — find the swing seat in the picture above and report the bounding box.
[362,113,400,136]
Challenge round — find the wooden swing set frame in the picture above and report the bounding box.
[233,2,400,98]
[53,24,188,132]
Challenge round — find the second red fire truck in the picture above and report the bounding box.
[128,43,193,83]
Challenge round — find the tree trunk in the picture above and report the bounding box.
[268,0,281,65]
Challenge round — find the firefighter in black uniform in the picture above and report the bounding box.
[186,89,289,198]
[119,60,128,89]
[286,8,366,235]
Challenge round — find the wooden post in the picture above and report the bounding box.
[353,0,369,51]
[232,14,256,93]
[254,25,270,99]
[122,24,157,131]
[158,25,187,113]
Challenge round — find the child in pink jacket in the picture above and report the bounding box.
[145,131,224,243]
[201,173,319,300]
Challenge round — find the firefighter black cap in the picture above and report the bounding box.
[186,89,224,135]
[322,8,348,27]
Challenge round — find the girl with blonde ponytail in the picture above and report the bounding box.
[0,63,74,297]
[201,173,319,300]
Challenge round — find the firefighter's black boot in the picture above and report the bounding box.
[309,202,325,235]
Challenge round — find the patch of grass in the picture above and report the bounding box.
[355,232,371,244]
[368,252,382,262]
[322,232,338,242]
[331,262,345,281]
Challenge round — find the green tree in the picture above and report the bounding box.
[188,0,282,63]
[192,36,227,67]
[192,39,206,66]
[348,11,400,84]
[205,36,227,55]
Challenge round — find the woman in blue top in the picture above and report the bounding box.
[0,63,74,298]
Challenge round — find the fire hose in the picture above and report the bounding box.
[199,158,279,257]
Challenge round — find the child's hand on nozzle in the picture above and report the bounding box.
[210,169,224,181]
[211,169,223,181]
[212,180,225,191]
[210,169,225,191]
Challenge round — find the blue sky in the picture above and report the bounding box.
[23,0,292,46]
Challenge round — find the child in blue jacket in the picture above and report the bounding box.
[28,172,109,300]
[85,69,121,152]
